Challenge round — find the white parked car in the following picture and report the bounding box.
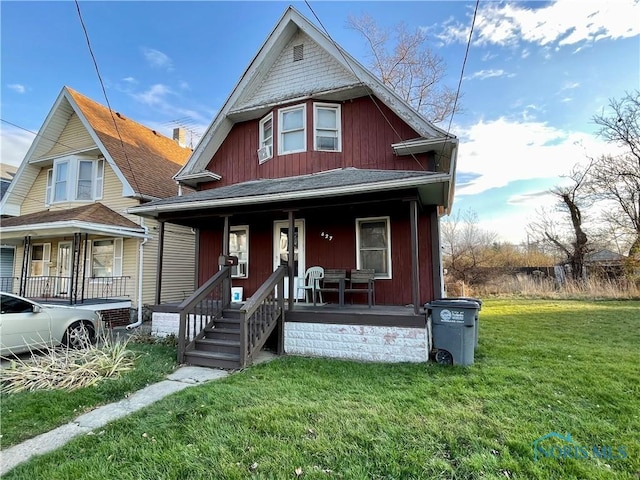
[0,292,103,356]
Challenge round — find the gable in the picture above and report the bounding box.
[234,30,360,112]
[37,112,97,159]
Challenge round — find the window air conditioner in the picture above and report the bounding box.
[257,145,272,163]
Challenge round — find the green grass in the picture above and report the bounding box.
[3,299,639,479]
[0,343,177,448]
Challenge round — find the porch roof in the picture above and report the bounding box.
[129,167,451,217]
[0,203,147,241]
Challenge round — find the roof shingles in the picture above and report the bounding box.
[66,87,192,199]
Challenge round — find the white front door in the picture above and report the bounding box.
[273,220,305,299]
[57,242,72,295]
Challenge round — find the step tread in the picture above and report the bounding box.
[186,350,240,361]
[195,338,240,346]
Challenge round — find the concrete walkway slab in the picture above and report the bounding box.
[0,365,231,476]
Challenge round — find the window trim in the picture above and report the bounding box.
[47,155,104,205]
[229,226,249,279]
[355,216,392,279]
[258,113,273,164]
[30,243,51,277]
[278,104,306,155]
[313,102,342,152]
[90,238,123,278]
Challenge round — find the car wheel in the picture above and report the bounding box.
[63,322,95,349]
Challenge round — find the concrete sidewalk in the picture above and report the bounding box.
[1,352,275,476]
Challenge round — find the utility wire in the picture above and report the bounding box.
[1,118,80,153]
[304,1,426,171]
[74,0,142,194]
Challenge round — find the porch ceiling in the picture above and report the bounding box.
[129,168,451,220]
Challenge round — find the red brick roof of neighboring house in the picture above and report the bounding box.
[1,202,142,230]
[66,87,192,199]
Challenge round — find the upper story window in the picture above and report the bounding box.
[314,103,341,152]
[356,217,392,279]
[45,156,104,205]
[258,113,273,164]
[278,104,306,155]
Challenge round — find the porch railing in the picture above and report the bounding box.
[19,275,130,303]
[239,265,286,368]
[0,277,18,293]
[177,266,231,363]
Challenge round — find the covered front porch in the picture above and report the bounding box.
[130,168,450,368]
[0,203,146,311]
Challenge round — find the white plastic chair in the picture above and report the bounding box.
[296,266,324,304]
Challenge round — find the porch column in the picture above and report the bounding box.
[20,235,31,296]
[288,210,295,311]
[71,232,81,305]
[222,215,231,306]
[81,233,88,303]
[155,221,165,305]
[409,200,420,315]
[430,207,444,299]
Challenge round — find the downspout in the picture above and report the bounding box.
[127,219,149,330]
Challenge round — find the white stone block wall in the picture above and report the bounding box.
[285,322,429,363]
[152,312,203,340]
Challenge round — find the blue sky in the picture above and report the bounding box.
[2,1,639,243]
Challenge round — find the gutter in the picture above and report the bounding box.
[127,219,149,330]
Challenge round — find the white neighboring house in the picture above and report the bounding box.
[0,87,196,326]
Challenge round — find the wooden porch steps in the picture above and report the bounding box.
[183,309,243,369]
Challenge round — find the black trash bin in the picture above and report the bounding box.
[445,297,482,350]
[426,299,479,366]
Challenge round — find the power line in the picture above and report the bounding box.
[74,0,142,195]
[1,118,80,153]
[303,1,427,171]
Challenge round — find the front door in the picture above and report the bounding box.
[273,220,305,299]
[57,242,72,296]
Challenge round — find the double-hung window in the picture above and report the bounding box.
[30,244,51,277]
[229,226,249,278]
[45,156,105,204]
[91,238,123,278]
[314,103,341,151]
[356,217,391,279]
[258,113,273,163]
[278,104,306,155]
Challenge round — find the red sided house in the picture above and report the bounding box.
[130,7,458,368]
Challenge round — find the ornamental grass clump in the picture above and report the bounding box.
[0,335,137,394]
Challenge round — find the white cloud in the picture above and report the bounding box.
[0,125,35,166]
[7,84,26,94]
[130,84,209,124]
[122,76,138,84]
[466,69,513,80]
[437,0,640,50]
[132,83,173,106]
[454,117,618,197]
[141,47,173,70]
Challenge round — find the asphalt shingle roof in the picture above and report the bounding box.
[67,87,193,199]
[141,168,443,208]
[1,203,141,230]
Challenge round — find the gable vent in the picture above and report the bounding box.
[293,44,304,62]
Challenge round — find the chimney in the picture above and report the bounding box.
[173,127,186,147]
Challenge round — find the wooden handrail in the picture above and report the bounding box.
[177,266,231,363]
[239,265,286,367]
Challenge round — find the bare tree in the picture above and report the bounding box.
[347,13,458,123]
[528,165,592,280]
[441,209,497,288]
[590,91,640,260]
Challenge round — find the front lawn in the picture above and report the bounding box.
[3,299,639,479]
[1,342,177,448]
